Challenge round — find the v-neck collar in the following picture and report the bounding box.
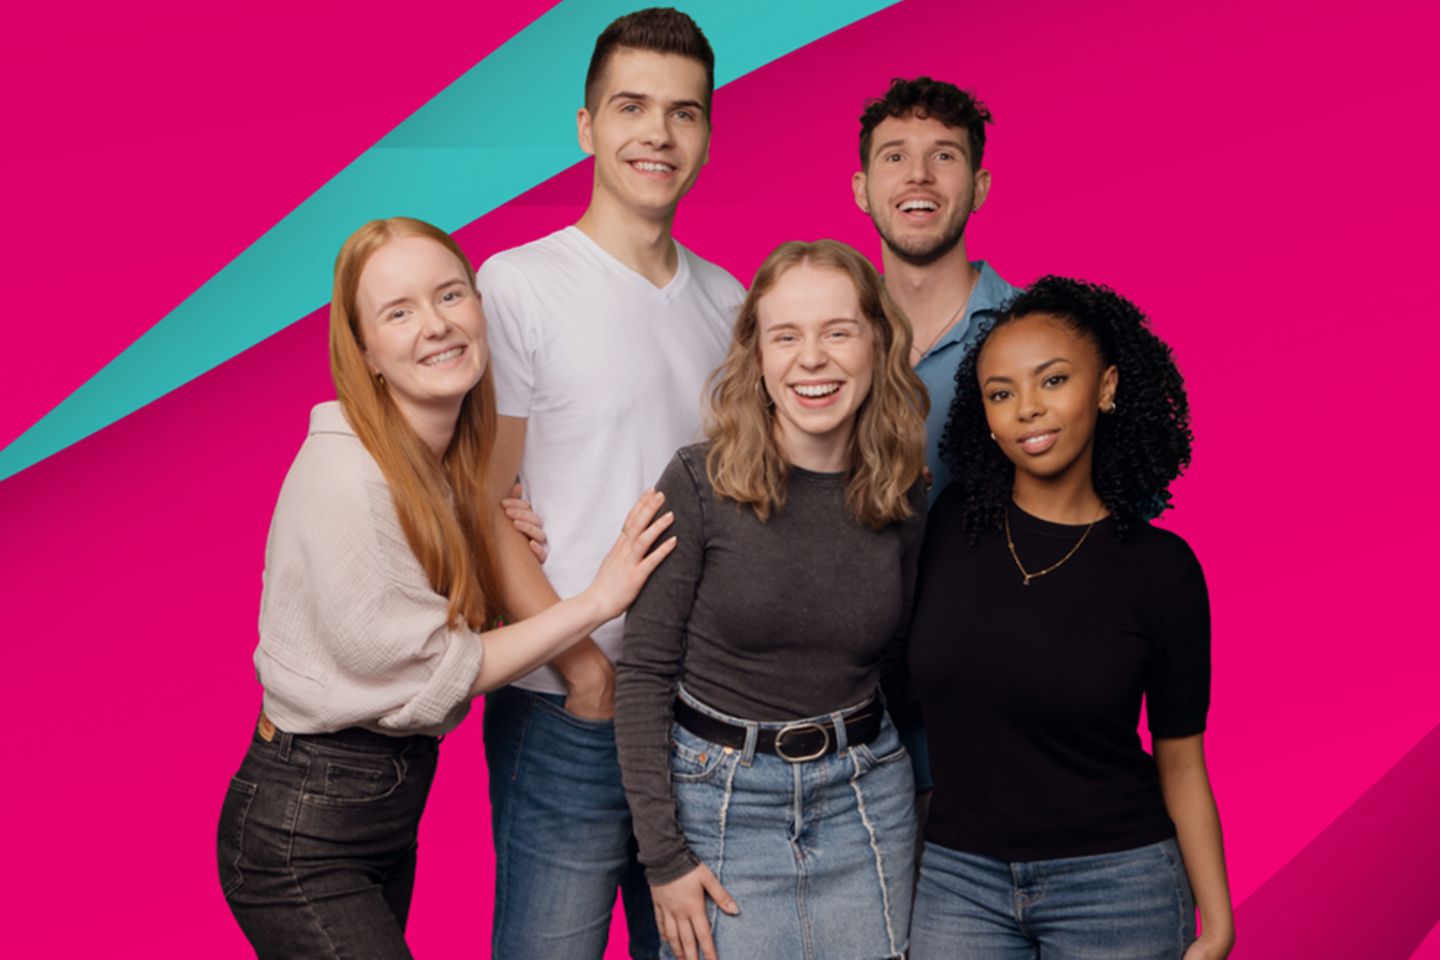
[564,226,691,303]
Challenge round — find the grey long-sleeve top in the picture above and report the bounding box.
[615,444,926,884]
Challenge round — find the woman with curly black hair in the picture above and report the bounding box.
[906,276,1234,959]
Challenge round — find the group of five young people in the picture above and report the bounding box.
[218,7,1235,959]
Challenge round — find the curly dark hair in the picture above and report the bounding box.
[940,276,1193,539]
[859,77,993,170]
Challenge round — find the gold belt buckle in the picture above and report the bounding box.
[258,712,277,742]
[774,721,829,762]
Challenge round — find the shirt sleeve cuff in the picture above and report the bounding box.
[375,628,485,732]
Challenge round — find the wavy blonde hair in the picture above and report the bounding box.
[329,217,504,630]
[705,240,929,528]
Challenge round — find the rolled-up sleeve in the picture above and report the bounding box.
[257,429,485,736]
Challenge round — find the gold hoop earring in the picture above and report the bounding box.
[1102,400,1117,414]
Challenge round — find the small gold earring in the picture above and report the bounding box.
[989,431,997,441]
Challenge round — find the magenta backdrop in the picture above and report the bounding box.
[2,0,1437,956]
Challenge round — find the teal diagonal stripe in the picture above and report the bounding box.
[0,0,896,483]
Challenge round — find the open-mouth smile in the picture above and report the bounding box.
[630,159,677,175]
[789,381,844,407]
[420,345,466,367]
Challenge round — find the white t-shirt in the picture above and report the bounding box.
[478,226,745,694]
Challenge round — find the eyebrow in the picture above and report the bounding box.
[764,317,862,332]
[982,357,1069,385]
[871,137,969,157]
[609,91,707,115]
[374,278,468,317]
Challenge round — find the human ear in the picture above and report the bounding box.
[577,108,595,156]
[1099,364,1119,411]
[852,170,870,214]
[972,168,992,213]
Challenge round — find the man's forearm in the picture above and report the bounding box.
[492,505,562,618]
[490,504,608,679]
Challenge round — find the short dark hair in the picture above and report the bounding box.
[585,8,716,115]
[941,277,1194,539]
[859,77,993,170]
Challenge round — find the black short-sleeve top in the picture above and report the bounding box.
[909,491,1211,861]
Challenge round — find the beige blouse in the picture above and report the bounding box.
[255,402,484,737]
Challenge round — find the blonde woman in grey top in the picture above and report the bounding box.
[616,240,930,960]
[218,218,676,959]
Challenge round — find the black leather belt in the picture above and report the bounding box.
[673,696,883,762]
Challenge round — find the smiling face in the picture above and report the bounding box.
[978,313,1118,489]
[757,262,877,472]
[354,234,487,426]
[852,112,990,267]
[577,48,710,221]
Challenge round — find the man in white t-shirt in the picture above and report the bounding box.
[477,10,744,959]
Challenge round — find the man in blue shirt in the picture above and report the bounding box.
[852,78,1017,810]
[852,77,1018,502]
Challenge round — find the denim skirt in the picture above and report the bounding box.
[667,687,916,960]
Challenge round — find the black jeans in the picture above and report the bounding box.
[218,721,439,959]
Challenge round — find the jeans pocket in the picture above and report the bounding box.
[669,724,728,784]
[323,759,399,801]
[532,693,616,731]
[853,717,908,772]
[217,776,258,897]
[303,754,405,806]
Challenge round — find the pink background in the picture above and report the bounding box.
[2,0,1436,955]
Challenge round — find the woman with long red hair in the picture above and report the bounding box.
[216,217,676,958]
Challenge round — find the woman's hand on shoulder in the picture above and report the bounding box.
[582,489,677,622]
[651,862,738,960]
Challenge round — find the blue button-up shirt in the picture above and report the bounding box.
[911,261,1018,503]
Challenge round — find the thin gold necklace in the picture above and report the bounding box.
[1004,503,1104,586]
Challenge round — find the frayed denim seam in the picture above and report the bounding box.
[849,749,900,958]
[706,754,740,933]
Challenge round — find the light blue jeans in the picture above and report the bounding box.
[667,686,916,960]
[483,686,659,960]
[910,838,1196,959]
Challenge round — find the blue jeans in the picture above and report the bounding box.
[667,687,916,960]
[483,685,659,960]
[910,838,1196,959]
[218,721,439,959]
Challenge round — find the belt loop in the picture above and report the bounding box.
[830,711,849,753]
[741,722,759,766]
[277,729,294,762]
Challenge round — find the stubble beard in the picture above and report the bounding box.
[872,208,971,268]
